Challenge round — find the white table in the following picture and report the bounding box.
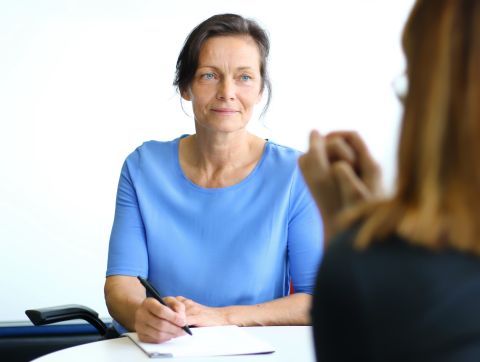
[33,326,316,361]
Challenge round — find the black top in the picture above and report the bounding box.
[312,226,480,362]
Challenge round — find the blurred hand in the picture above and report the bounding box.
[175,296,229,327]
[299,130,382,242]
[134,296,188,343]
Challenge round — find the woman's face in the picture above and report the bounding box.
[183,35,263,134]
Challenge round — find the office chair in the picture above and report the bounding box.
[0,305,113,362]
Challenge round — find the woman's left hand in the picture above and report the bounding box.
[175,297,230,327]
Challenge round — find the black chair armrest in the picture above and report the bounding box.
[25,304,108,336]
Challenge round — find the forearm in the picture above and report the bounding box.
[223,293,312,327]
[104,276,146,331]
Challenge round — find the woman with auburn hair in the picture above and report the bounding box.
[300,0,480,360]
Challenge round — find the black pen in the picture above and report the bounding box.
[137,276,193,336]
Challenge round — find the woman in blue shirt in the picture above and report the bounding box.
[104,13,322,343]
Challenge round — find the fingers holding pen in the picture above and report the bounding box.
[135,297,188,343]
[162,296,189,328]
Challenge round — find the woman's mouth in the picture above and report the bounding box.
[211,108,238,115]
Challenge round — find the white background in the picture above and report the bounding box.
[0,0,415,322]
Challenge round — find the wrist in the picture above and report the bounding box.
[221,306,233,325]
[222,306,245,326]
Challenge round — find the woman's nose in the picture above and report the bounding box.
[216,79,235,101]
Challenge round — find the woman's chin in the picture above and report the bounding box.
[195,119,250,134]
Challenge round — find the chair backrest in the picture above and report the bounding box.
[0,323,101,362]
[0,304,112,362]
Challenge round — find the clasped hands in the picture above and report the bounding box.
[299,130,383,242]
[135,295,227,343]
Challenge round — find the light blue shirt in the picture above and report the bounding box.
[106,136,323,331]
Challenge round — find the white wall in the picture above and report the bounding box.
[0,0,415,322]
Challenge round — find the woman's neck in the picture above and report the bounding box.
[179,131,266,188]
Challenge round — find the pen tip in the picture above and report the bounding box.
[184,326,193,336]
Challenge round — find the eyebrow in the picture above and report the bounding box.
[196,65,256,71]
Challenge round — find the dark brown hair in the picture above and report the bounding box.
[350,0,480,254]
[173,13,271,115]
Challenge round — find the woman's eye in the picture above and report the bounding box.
[202,73,215,80]
[240,74,252,81]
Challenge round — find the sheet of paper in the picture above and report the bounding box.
[124,325,275,358]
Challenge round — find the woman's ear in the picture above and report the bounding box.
[181,89,192,101]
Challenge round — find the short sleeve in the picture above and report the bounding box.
[287,166,323,294]
[106,156,149,277]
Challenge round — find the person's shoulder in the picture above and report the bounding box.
[264,140,302,168]
[120,137,184,177]
[267,140,302,158]
[125,136,184,163]
[136,138,178,154]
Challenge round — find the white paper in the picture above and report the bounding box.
[124,325,275,358]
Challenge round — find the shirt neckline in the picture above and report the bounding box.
[173,135,270,193]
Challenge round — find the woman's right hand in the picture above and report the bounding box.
[134,296,188,343]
